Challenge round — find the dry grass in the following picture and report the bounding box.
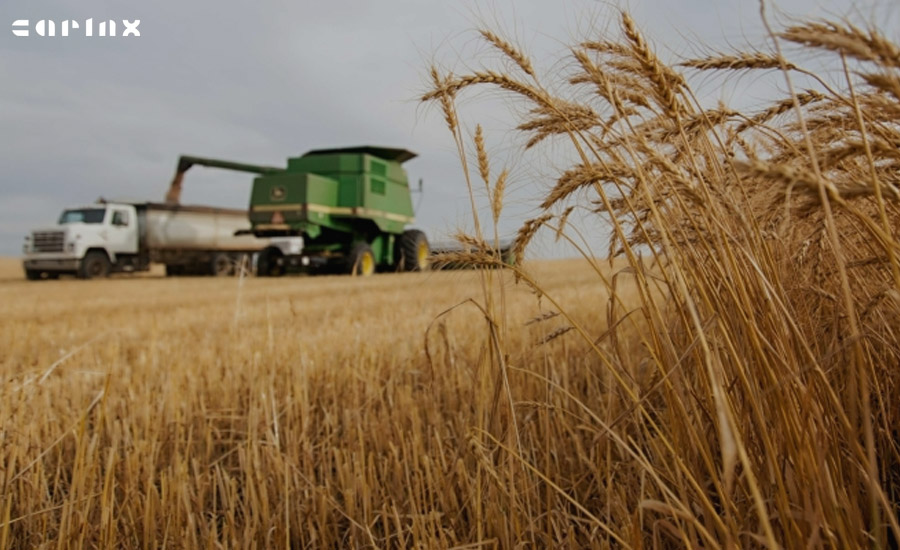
[0,257,648,548]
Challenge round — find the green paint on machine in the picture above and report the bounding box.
[165,146,430,277]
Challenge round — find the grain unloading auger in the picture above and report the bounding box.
[165,156,283,205]
[165,146,429,276]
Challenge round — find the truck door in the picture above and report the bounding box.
[107,207,139,256]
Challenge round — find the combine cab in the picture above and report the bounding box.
[166,146,429,276]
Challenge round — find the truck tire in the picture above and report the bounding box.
[398,229,429,272]
[79,251,111,279]
[210,253,234,276]
[257,247,284,277]
[346,242,376,276]
[165,264,182,277]
[25,269,41,281]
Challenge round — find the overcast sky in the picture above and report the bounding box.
[1,0,896,258]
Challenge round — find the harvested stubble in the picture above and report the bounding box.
[0,259,642,548]
[421,8,900,550]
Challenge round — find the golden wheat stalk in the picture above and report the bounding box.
[620,11,686,115]
[479,29,536,78]
[679,52,795,71]
[428,66,459,134]
[781,20,900,67]
[422,70,553,109]
[492,169,507,223]
[474,124,490,189]
[511,214,553,263]
[733,89,825,135]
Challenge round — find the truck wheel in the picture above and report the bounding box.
[165,264,182,277]
[79,251,111,279]
[25,269,41,281]
[257,248,284,277]
[398,229,429,272]
[210,253,234,276]
[346,242,375,276]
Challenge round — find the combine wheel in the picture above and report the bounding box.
[257,247,285,277]
[210,253,234,276]
[78,251,111,279]
[398,229,429,272]
[346,242,376,276]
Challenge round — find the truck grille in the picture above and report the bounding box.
[32,231,65,253]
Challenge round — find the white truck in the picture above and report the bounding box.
[22,200,272,279]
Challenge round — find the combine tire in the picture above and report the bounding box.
[210,253,234,276]
[346,242,376,276]
[257,247,285,277]
[78,251,111,279]
[398,229,429,272]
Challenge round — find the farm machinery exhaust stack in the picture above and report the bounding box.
[166,146,429,276]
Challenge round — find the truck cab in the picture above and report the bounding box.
[23,202,143,279]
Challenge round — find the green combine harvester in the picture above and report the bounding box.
[165,146,429,276]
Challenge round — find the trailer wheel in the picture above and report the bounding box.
[79,251,111,279]
[399,230,429,272]
[210,253,234,276]
[257,247,284,277]
[347,242,376,276]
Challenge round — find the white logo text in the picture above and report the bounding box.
[12,19,141,38]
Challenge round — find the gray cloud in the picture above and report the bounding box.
[1,0,894,257]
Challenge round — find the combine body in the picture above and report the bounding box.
[169,146,429,276]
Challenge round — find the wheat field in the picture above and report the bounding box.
[5,6,900,549]
[0,257,640,548]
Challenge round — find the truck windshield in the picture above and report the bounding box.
[58,208,106,224]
